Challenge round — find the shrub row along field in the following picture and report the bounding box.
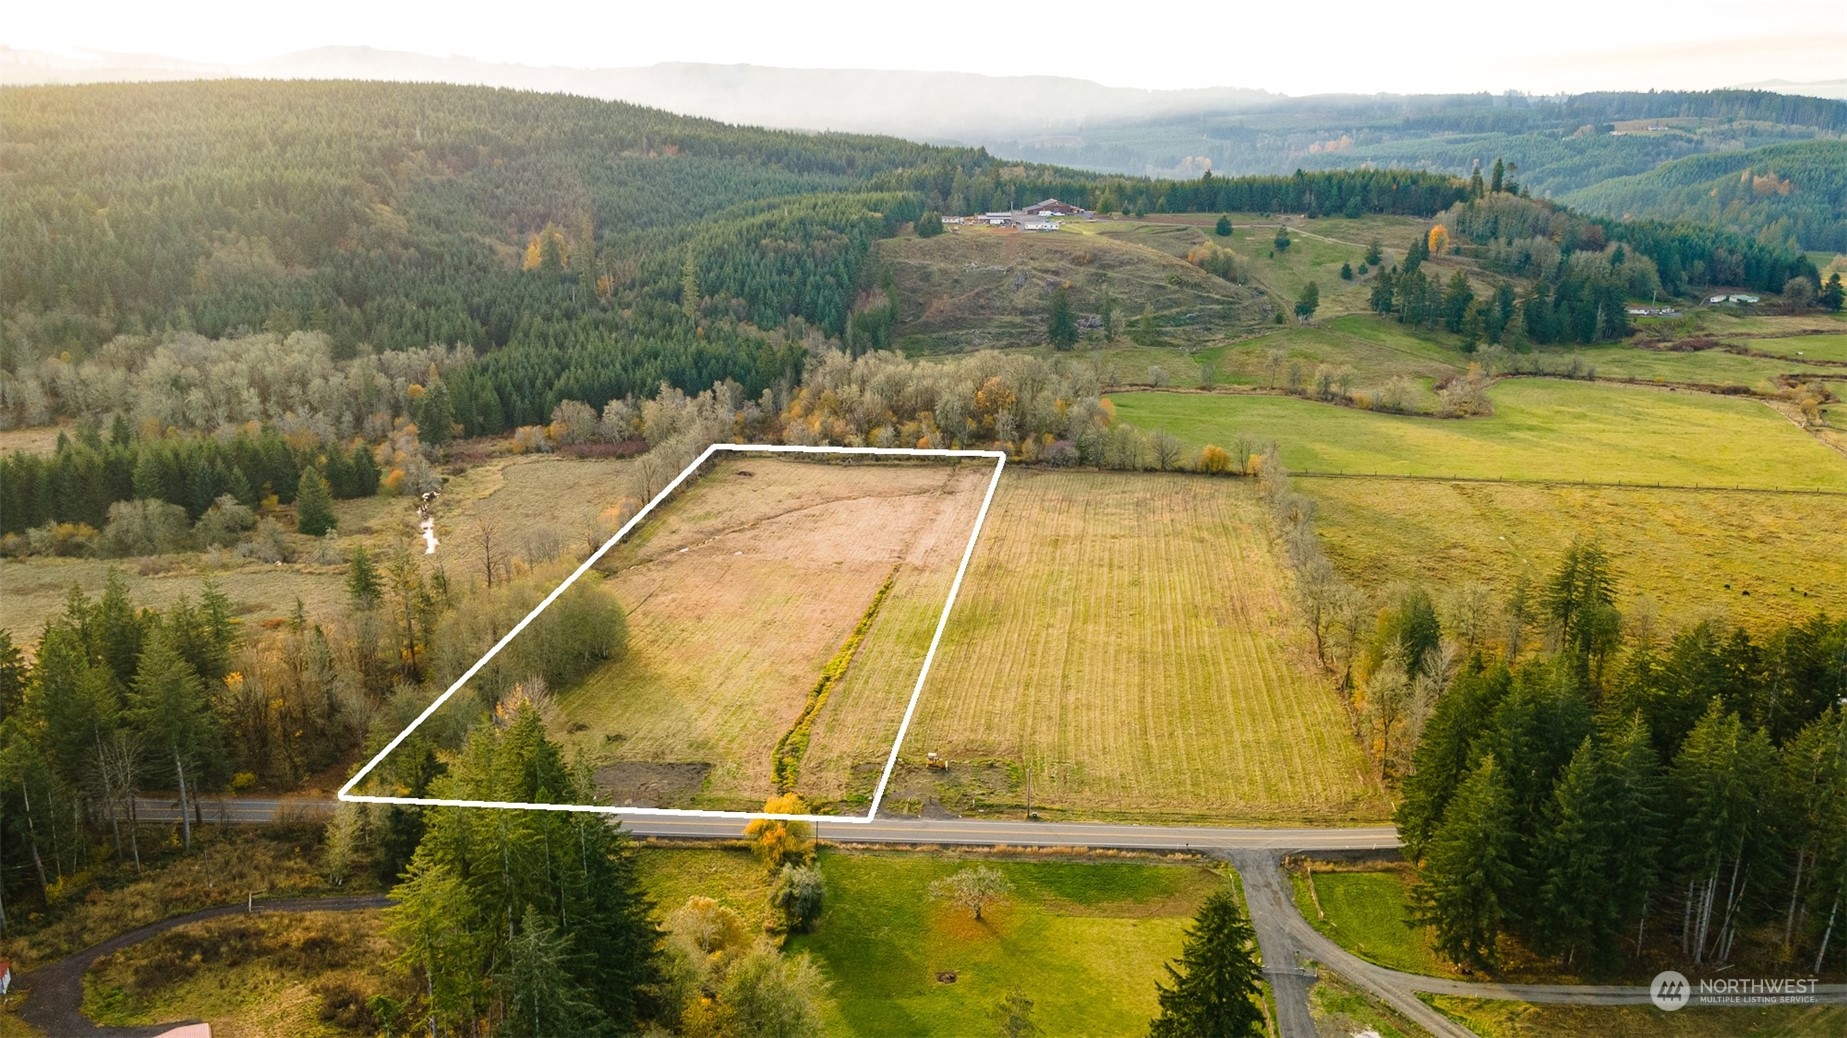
[543,455,993,811]
[1110,378,1847,490]
[877,470,1387,823]
[1306,477,1847,630]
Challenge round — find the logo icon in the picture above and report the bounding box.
[1651,970,1691,1011]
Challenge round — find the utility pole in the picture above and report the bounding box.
[1024,759,1035,821]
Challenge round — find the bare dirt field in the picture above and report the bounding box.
[555,454,994,811]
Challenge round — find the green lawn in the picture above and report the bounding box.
[1288,866,1456,979]
[1110,379,1847,490]
[790,852,1230,1037]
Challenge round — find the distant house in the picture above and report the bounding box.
[1024,198,1084,216]
[1021,219,1058,231]
[1707,294,1761,305]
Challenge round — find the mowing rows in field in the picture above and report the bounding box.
[887,470,1386,822]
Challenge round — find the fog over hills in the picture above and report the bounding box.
[0,44,1281,140]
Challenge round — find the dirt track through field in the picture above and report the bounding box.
[15,896,389,1038]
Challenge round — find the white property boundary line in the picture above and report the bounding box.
[338,443,1008,825]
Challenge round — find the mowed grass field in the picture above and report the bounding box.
[881,470,1387,823]
[789,851,1230,1037]
[1427,997,1847,1038]
[553,455,993,811]
[1306,478,1847,629]
[1111,378,1847,490]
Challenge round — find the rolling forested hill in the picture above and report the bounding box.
[1562,139,1847,253]
[0,80,1465,422]
[0,80,1822,438]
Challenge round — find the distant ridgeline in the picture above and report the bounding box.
[1564,139,1847,253]
[0,80,1821,435]
[993,88,1847,202]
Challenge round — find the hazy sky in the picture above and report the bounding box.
[7,0,1844,94]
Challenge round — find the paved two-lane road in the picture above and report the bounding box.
[139,797,1401,852]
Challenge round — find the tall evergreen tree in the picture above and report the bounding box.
[1534,737,1622,967]
[1820,272,1844,312]
[1671,700,1776,964]
[1149,886,1264,1038]
[1397,664,1511,860]
[295,465,336,537]
[347,545,382,610]
[128,628,221,851]
[1047,284,1079,350]
[0,631,26,727]
[496,906,611,1037]
[1604,714,1667,952]
[1415,754,1521,969]
[386,705,661,1032]
[417,381,456,446]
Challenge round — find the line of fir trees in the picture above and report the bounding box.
[0,422,378,536]
[1396,541,1847,975]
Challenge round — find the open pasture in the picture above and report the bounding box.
[1305,477,1847,630]
[881,222,1262,353]
[1111,378,1847,490]
[1571,342,1837,388]
[1080,214,1399,319]
[880,470,1387,823]
[550,455,993,811]
[1747,332,1847,363]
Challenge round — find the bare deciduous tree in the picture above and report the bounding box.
[930,866,1013,921]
